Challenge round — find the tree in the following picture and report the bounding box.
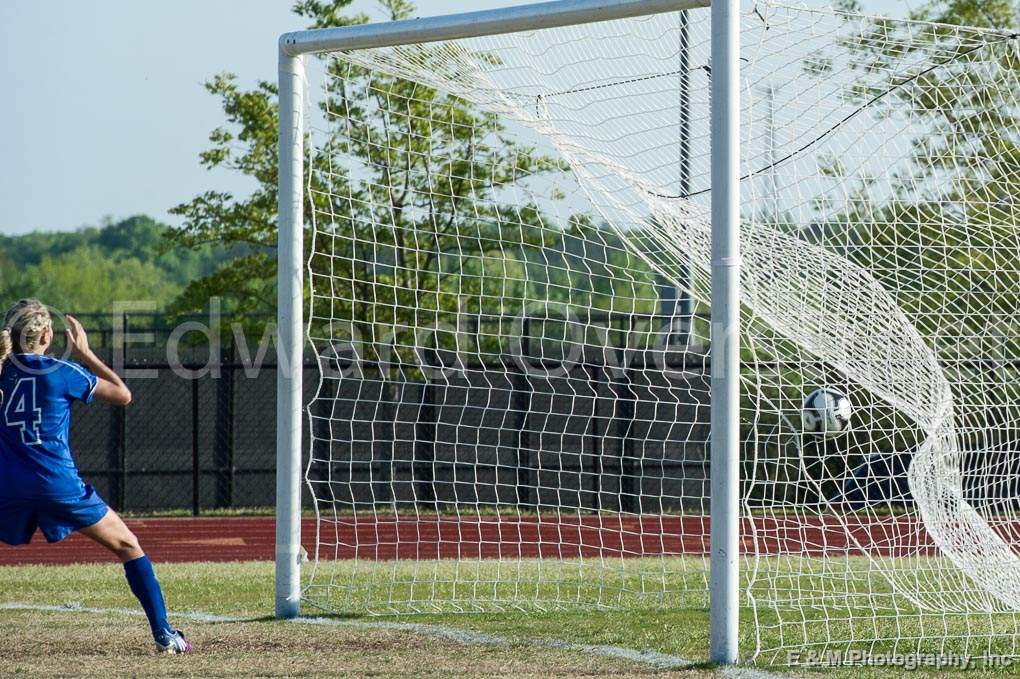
[0,216,227,314]
[168,0,591,351]
[0,246,179,314]
[799,0,1020,461]
[812,1,1020,347]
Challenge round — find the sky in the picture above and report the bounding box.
[1,0,906,236]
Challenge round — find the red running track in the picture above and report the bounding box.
[0,514,937,566]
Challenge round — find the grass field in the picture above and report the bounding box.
[5,560,1020,677]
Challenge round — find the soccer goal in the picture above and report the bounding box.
[276,0,1020,664]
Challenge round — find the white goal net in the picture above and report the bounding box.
[300,1,1020,661]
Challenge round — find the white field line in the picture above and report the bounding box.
[0,601,787,678]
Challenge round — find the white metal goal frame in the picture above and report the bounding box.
[274,0,740,663]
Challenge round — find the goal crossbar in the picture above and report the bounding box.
[278,0,710,56]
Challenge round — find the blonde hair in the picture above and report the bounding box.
[0,327,9,374]
[1,299,53,367]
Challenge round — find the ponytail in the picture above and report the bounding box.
[3,299,51,356]
[0,300,52,407]
[0,328,10,369]
[0,327,10,405]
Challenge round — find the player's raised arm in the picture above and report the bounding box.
[64,314,132,406]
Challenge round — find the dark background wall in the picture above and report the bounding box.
[60,315,712,515]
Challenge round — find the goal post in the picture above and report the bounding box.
[276,47,305,621]
[708,0,740,664]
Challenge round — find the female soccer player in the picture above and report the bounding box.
[0,299,190,654]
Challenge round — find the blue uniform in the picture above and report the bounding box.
[0,353,108,544]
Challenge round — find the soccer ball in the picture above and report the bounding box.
[801,388,852,437]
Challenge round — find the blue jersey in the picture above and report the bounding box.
[0,354,98,499]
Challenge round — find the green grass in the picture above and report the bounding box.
[0,562,666,678]
[5,560,1020,677]
[312,557,1020,672]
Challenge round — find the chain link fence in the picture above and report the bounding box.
[67,347,318,515]
[59,311,712,515]
[48,314,305,514]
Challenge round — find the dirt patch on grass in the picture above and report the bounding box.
[1,609,723,678]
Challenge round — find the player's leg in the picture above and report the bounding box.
[77,508,191,654]
[77,508,142,561]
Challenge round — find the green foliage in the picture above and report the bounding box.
[2,246,177,313]
[169,0,665,343]
[794,1,1020,460]
[907,0,1018,29]
[0,215,227,314]
[167,0,367,327]
[819,1,1020,356]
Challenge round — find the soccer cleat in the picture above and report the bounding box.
[155,629,191,655]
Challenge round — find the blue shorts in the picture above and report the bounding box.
[0,485,110,545]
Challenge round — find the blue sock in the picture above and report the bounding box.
[123,555,171,643]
